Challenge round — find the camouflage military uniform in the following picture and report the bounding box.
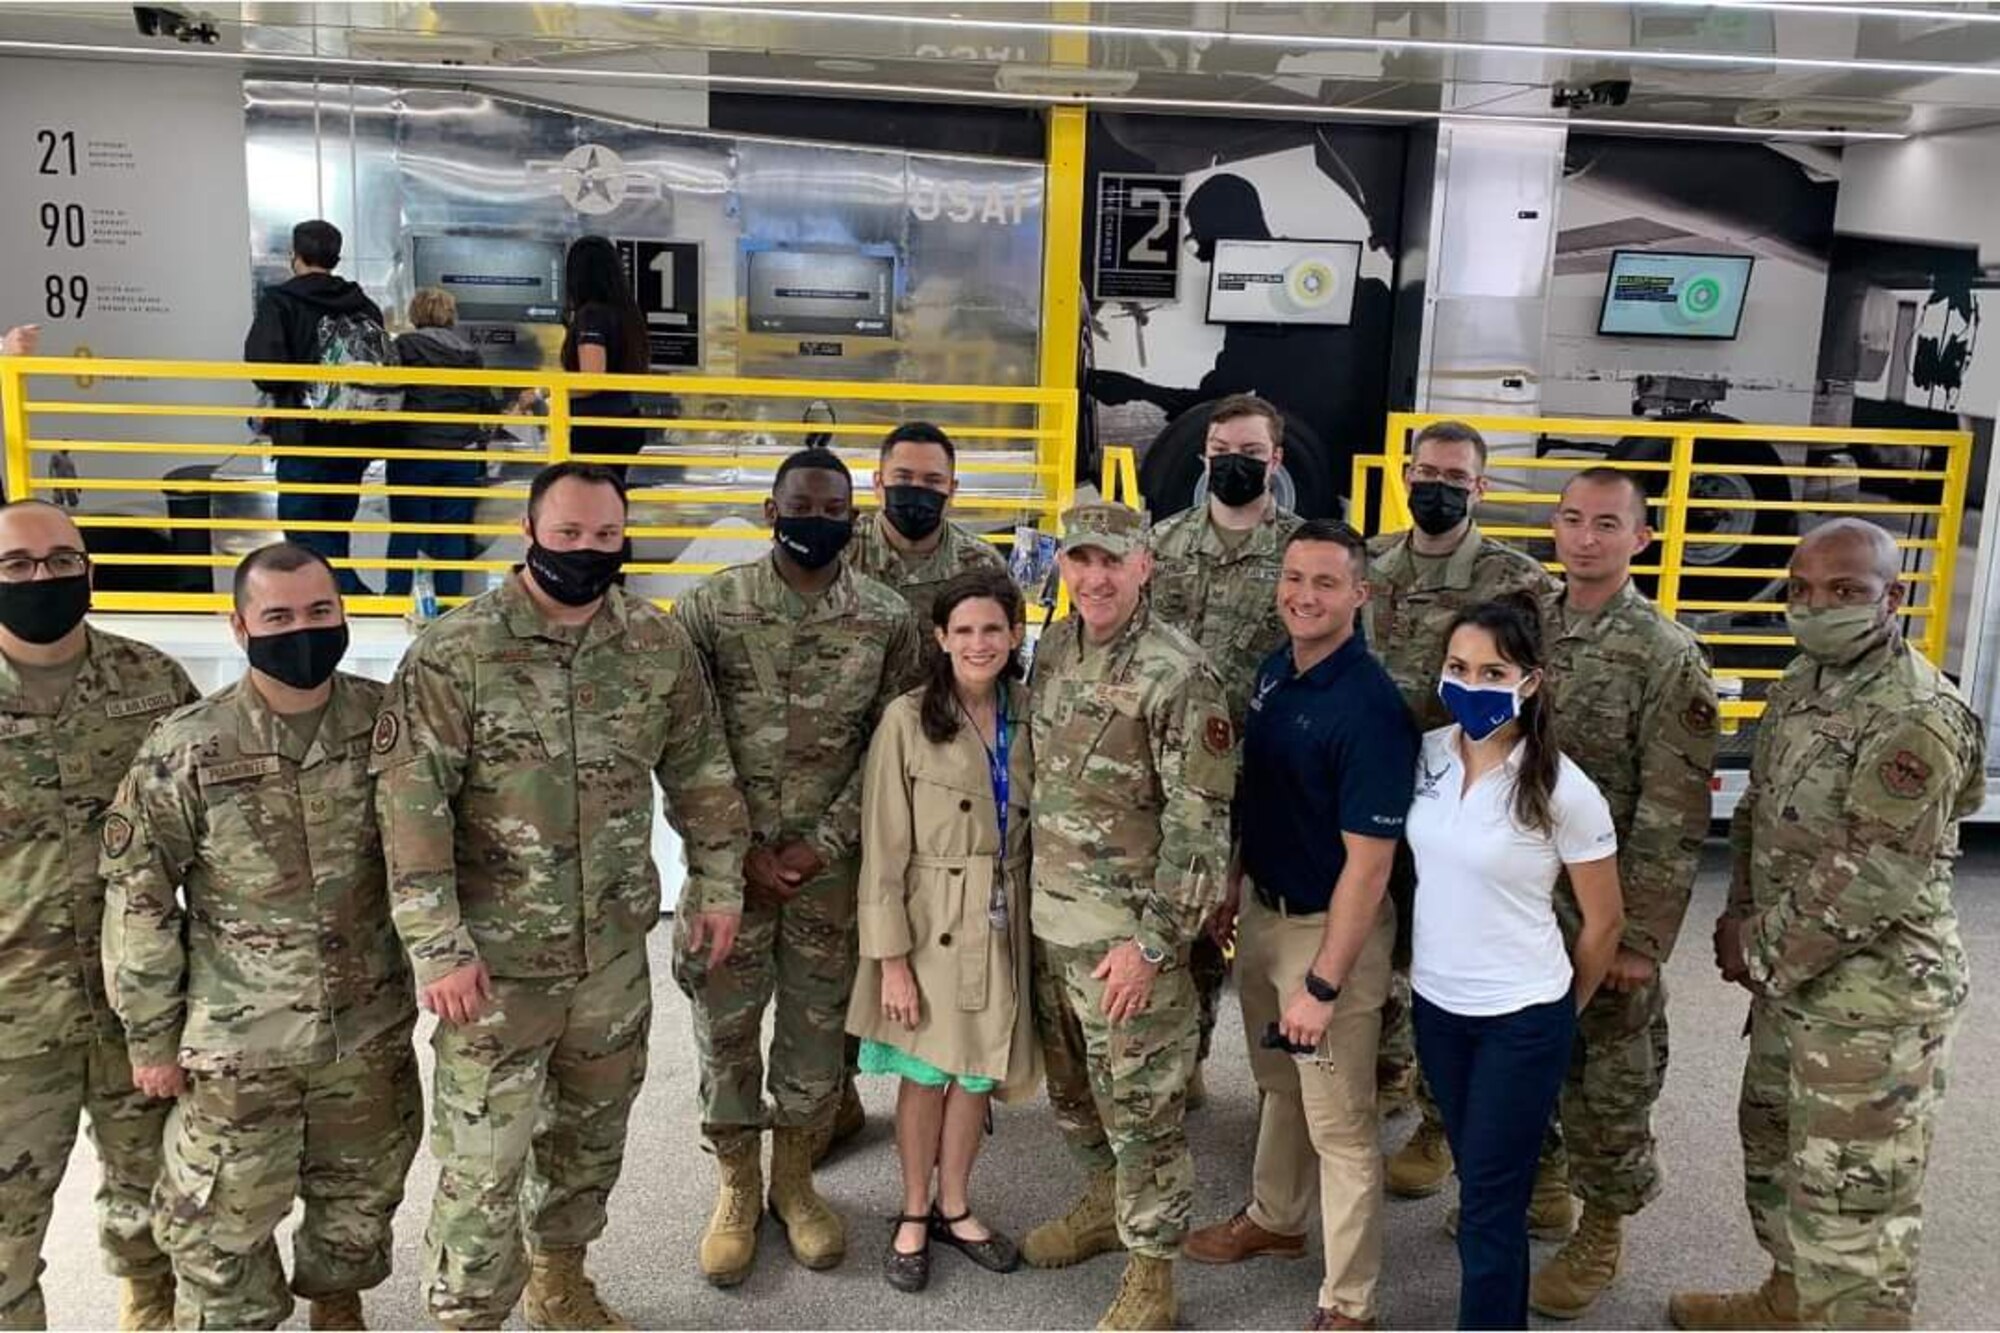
[1147,502,1302,1063]
[1727,636,1980,1328]
[1546,579,1717,1214]
[1364,525,1559,1093]
[101,672,418,1330]
[371,575,750,1327]
[671,556,922,1145]
[1029,594,1237,1259]
[0,629,193,1331]
[844,511,1006,626]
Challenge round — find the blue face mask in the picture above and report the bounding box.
[1438,677,1525,742]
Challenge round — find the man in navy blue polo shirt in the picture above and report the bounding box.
[1183,519,1418,1331]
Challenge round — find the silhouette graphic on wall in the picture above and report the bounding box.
[1087,168,1393,517]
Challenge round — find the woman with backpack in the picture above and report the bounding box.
[387,287,501,600]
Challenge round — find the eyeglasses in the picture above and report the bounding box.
[1408,464,1479,488]
[0,551,89,583]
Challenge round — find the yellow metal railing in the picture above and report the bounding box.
[1352,411,1975,722]
[0,356,1078,616]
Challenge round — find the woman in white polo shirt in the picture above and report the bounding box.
[1405,595,1625,1331]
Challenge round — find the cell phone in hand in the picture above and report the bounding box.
[1261,1022,1316,1057]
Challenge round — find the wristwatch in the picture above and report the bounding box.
[1304,970,1341,1003]
[1136,940,1168,967]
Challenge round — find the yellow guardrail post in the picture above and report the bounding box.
[546,381,570,464]
[1929,435,1970,665]
[1,360,30,500]
[1654,430,1697,619]
[1039,102,1086,535]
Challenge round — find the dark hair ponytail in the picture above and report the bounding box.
[920,568,1027,745]
[1445,592,1558,836]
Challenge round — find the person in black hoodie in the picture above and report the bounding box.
[387,288,500,600]
[244,219,383,594]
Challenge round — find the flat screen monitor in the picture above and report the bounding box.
[409,234,564,323]
[745,247,895,337]
[1597,249,1754,340]
[1206,238,1362,326]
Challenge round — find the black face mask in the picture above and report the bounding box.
[1207,453,1269,508]
[1408,480,1472,536]
[526,540,629,607]
[881,485,948,542]
[245,623,348,691]
[0,574,90,645]
[774,515,853,571]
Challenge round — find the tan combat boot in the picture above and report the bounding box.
[769,1125,846,1269]
[522,1247,632,1331]
[1529,1204,1622,1319]
[1385,1114,1452,1198]
[117,1273,176,1331]
[1667,1268,1804,1330]
[1023,1168,1123,1269]
[1527,1155,1578,1241]
[810,1077,867,1166]
[1185,1064,1208,1112]
[309,1291,367,1330]
[699,1134,764,1287]
[1096,1253,1177,1331]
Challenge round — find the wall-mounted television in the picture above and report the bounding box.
[1597,249,1754,340]
[1206,238,1362,327]
[409,233,564,323]
[745,246,895,337]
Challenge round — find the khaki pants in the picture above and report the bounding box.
[1237,891,1395,1321]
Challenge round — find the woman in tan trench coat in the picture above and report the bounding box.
[846,568,1040,1294]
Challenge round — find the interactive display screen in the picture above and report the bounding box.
[409,234,563,323]
[1206,238,1362,326]
[1597,250,1754,340]
[745,247,895,337]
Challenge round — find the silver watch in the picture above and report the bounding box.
[1136,940,1167,967]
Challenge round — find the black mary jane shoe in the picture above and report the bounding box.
[884,1214,932,1293]
[930,1204,1022,1273]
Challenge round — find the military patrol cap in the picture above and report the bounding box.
[1060,501,1149,557]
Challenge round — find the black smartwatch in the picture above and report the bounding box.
[1304,970,1341,1003]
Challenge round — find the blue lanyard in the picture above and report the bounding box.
[977,693,1012,929]
[989,707,1011,856]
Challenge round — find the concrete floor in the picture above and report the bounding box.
[37,837,2000,1331]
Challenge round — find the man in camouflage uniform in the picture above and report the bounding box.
[672,447,922,1285]
[0,499,195,1332]
[1673,519,1981,1332]
[1146,394,1301,1098]
[832,420,1004,1151]
[1528,469,1718,1318]
[1366,420,1559,1200]
[101,542,418,1331]
[846,420,1008,625]
[1020,501,1237,1331]
[372,463,751,1330]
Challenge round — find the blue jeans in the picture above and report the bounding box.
[384,457,479,597]
[276,452,373,595]
[1415,992,1576,1331]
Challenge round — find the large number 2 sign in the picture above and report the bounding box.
[1126,186,1173,264]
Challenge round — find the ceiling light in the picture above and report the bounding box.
[813,57,875,73]
[616,1,2000,80]
[0,38,1908,141]
[1633,0,2000,24]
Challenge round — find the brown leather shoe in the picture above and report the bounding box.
[1183,1209,1307,1265]
[1307,1308,1376,1330]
